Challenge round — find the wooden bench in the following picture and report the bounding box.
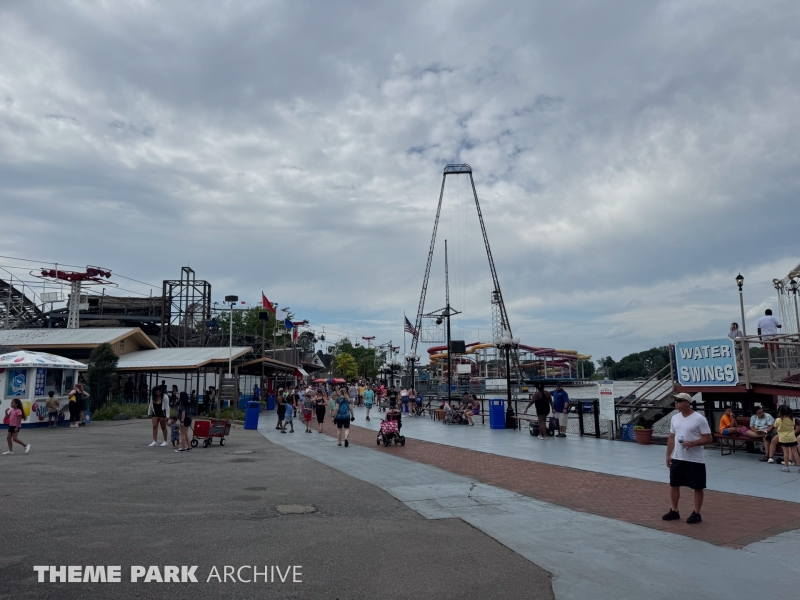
[713,416,759,456]
[507,414,534,431]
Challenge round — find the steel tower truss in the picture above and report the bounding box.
[411,164,524,383]
[160,267,212,347]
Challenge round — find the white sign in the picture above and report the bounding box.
[455,364,472,374]
[674,338,738,387]
[598,381,615,421]
[485,378,507,390]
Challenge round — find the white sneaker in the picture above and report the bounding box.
[538,435,545,440]
[768,458,775,463]
[148,441,158,447]
[2,451,13,455]
[160,441,169,447]
[24,445,31,454]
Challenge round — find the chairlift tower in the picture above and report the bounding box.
[411,164,524,384]
[34,266,114,329]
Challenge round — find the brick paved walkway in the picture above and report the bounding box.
[321,420,800,548]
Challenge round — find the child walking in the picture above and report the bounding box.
[776,405,800,472]
[4,399,31,455]
[169,417,180,448]
[281,395,295,433]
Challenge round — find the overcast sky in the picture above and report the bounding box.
[1,1,799,362]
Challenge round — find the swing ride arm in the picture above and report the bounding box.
[411,172,447,353]
[466,171,526,385]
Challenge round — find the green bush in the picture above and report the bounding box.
[92,403,174,421]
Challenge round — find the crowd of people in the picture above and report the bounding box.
[274,384,356,447]
[719,404,800,470]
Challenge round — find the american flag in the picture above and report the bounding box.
[404,316,418,339]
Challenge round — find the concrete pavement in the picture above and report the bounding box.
[0,420,553,599]
[259,411,800,600]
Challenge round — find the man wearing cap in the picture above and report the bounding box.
[552,383,570,437]
[663,393,713,524]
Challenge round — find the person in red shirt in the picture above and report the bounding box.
[4,399,30,455]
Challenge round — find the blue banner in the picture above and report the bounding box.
[675,338,738,387]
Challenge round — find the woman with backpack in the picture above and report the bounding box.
[334,389,353,447]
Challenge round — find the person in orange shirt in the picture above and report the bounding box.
[719,407,764,439]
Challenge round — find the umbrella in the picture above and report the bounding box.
[0,350,87,370]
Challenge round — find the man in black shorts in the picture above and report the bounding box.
[663,393,712,524]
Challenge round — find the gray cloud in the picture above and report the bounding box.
[1,0,799,360]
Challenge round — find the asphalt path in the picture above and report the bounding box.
[0,420,553,599]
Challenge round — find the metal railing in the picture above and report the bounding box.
[736,334,800,387]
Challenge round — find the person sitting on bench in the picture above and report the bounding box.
[719,407,764,440]
[458,394,475,426]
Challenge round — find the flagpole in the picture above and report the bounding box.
[403,311,406,356]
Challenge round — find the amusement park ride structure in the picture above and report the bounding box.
[411,164,526,391]
[411,164,591,389]
[34,266,114,329]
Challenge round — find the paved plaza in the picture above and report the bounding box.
[4,409,800,600]
[260,406,800,600]
[0,420,551,600]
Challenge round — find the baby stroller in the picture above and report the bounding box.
[444,407,467,425]
[377,413,406,446]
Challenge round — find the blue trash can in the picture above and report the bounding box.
[244,401,260,430]
[266,394,276,411]
[489,399,506,430]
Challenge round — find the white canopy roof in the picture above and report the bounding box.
[115,347,252,371]
[0,350,87,370]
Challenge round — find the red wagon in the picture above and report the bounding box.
[190,418,232,448]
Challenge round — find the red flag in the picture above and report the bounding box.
[292,328,299,341]
[262,293,276,314]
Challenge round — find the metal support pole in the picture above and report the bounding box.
[228,303,233,376]
[593,399,600,438]
[505,349,512,424]
[738,288,747,337]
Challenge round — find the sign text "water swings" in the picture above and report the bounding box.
[674,339,738,386]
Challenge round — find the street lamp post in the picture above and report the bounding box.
[224,295,239,375]
[736,274,746,336]
[388,357,401,389]
[494,330,520,426]
[790,279,800,338]
[405,352,420,391]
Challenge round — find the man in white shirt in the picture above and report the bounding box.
[662,393,713,525]
[757,309,782,367]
